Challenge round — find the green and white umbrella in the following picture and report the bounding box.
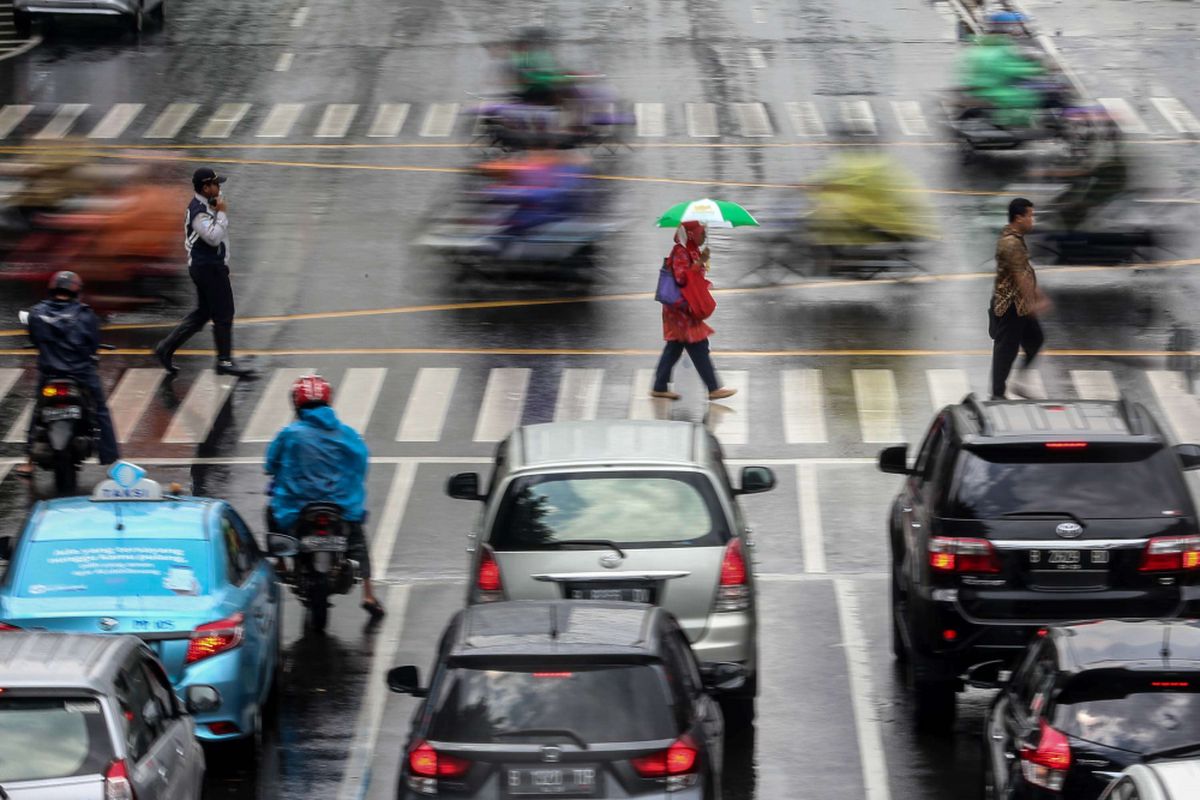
[656,198,759,229]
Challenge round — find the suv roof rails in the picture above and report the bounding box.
[963,393,993,435]
[1117,396,1144,435]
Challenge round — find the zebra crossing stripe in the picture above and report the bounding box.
[419,103,458,137]
[108,369,164,443]
[554,368,603,422]
[1151,97,1200,135]
[635,103,665,137]
[397,368,458,442]
[34,104,88,140]
[782,369,827,443]
[629,369,671,420]
[734,102,773,137]
[88,103,144,139]
[1097,98,1149,135]
[200,103,251,138]
[144,103,199,139]
[707,371,748,445]
[333,368,387,434]
[4,401,32,444]
[1146,371,1200,443]
[785,101,826,137]
[367,104,409,138]
[163,373,237,444]
[257,103,305,138]
[685,103,719,138]
[926,369,971,412]
[852,369,902,443]
[473,368,530,443]
[840,100,877,136]
[315,104,358,138]
[891,100,929,136]
[241,368,314,443]
[0,369,21,407]
[1069,370,1119,401]
[0,105,32,139]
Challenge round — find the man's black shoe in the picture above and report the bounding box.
[216,359,257,379]
[154,343,179,375]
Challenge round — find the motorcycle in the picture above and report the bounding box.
[467,77,634,153]
[266,502,358,633]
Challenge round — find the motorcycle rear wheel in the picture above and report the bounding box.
[52,451,77,493]
[307,578,330,632]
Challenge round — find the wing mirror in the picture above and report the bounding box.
[878,445,912,475]
[266,533,299,558]
[736,466,776,496]
[699,662,747,693]
[387,665,427,697]
[965,660,1011,691]
[447,473,485,501]
[1174,444,1200,471]
[184,685,222,714]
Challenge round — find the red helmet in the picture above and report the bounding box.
[291,374,332,410]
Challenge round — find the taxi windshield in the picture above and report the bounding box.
[13,539,211,598]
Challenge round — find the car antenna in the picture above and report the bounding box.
[1161,625,1172,663]
[550,606,559,640]
[113,504,125,532]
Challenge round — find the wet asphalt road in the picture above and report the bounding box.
[0,0,1198,798]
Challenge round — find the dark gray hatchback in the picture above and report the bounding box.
[386,601,742,799]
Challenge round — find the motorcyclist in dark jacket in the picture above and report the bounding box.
[16,271,119,477]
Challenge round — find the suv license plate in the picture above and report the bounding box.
[566,584,654,604]
[300,535,348,552]
[1047,550,1080,564]
[41,406,81,422]
[506,766,598,796]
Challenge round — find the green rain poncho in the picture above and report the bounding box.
[960,35,1044,128]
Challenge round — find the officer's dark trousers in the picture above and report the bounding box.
[160,263,234,360]
[28,370,119,464]
[990,304,1044,398]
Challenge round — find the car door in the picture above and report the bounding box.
[669,625,723,782]
[219,511,265,699]
[901,416,949,588]
[139,655,200,799]
[115,655,182,800]
[229,509,278,698]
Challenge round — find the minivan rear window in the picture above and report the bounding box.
[1053,674,1200,753]
[948,448,1190,520]
[0,696,113,783]
[490,471,729,549]
[428,665,676,744]
[14,539,211,598]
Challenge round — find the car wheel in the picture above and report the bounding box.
[720,695,755,730]
[13,11,31,38]
[232,706,263,769]
[981,743,996,800]
[891,572,909,663]
[909,668,956,733]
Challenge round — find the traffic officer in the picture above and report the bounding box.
[154,167,254,378]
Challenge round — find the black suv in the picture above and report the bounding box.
[879,396,1200,730]
[970,619,1200,799]
[385,600,742,799]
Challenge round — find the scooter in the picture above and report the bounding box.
[267,502,359,633]
[944,79,1105,161]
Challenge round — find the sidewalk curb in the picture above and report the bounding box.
[0,35,42,64]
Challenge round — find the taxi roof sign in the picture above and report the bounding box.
[90,461,164,502]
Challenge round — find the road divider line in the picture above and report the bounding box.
[370,461,418,585]
[834,579,891,800]
[473,368,530,442]
[242,368,313,443]
[852,369,903,443]
[108,368,164,442]
[798,463,826,574]
[1070,370,1119,401]
[333,367,387,434]
[143,103,198,139]
[88,103,144,139]
[163,373,237,444]
[554,368,603,422]
[396,367,458,442]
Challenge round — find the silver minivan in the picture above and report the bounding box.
[447,420,775,706]
[0,632,213,800]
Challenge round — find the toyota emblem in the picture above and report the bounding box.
[1055,522,1083,539]
[98,617,119,632]
[541,746,562,763]
[599,552,623,569]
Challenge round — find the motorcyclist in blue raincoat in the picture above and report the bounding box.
[265,374,382,619]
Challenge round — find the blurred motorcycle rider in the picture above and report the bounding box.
[508,27,572,105]
[958,29,1045,128]
[15,271,119,478]
[265,375,383,620]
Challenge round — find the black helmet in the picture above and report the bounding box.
[48,270,82,297]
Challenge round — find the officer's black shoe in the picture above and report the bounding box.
[216,359,257,379]
[153,342,179,375]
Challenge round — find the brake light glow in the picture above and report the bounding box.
[533,672,574,678]
[408,740,471,779]
[104,759,135,800]
[1139,535,1200,572]
[928,537,1001,574]
[1019,720,1071,791]
[1151,681,1190,688]
[476,546,503,600]
[1045,442,1088,449]
[942,629,958,641]
[631,737,699,778]
[714,538,750,612]
[185,613,244,664]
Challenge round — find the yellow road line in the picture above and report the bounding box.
[0,347,1196,358]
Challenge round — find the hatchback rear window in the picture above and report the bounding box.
[0,696,113,783]
[948,448,1190,520]
[1053,672,1200,753]
[490,471,728,549]
[14,539,211,598]
[428,665,676,744]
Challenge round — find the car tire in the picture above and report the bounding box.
[891,572,909,664]
[13,11,31,38]
[909,669,956,733]
[720,696,755,730]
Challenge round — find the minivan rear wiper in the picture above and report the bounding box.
[1144,741,1200,760]
[493,728,590,749]
[551,540,626,558]
[999,510,1087,527]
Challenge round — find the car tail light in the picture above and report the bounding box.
[714,538,750,612]
[0,623,21,632]
[1045,442,1087,449]
[408,740,471,779]
[1019,720,1070,791]
[206,721,240,736]
[186,612,244,664]
[476,546,503,601]
[928,536,1001,574]
[104,759,135,800]
[1139,535,1200,572]
[631,736,699,778]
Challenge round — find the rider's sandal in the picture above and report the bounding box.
[361,599,386,620]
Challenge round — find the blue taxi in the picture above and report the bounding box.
[0,463,281,753]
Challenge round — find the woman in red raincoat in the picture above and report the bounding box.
[651,221,737,401]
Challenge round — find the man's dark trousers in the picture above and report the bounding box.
[28,370,119,464]
[990,303,1044,398]
[160,262,234,360]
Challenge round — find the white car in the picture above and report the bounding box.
[14,0,165,36]
[1099,760,1200,800]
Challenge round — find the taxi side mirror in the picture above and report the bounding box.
[0,536,11,561]
[266,534,299,558]
[878,445,912,475]
[387,665,427,697]
[1174,444,1200,471]
[447,473,484,502]
[736,466,775,495]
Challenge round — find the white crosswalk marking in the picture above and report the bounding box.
[926,369,971,411]
[88,103,144,139]
[852,369,902,443]
[685,103,718,138]
[4,402,31,444]
[554,369,603,422]
[734,102,773,137]
[1151,97,1200,135]
[315,104,358,138]
[257,103,304,138]
[891,100,929,136]
[707,371,748,444]
[333,368,387,434]
[367,104,409,137]
[144,103,198,139]
[782,369,827,443]
[785,101,826,137]
[0,369,21,406]
[629,369,671,420]
[1070,370,1119,401]
[1097,98,1149,135]
[34,104,88,140]
[396,367,458,442]
[1016,368,1047,399]
[108,369,164,442]
[1146,371,1200,443]
[274,52,294,72]
[473,368,530,442]
[635,103,665,137]
[200,103,251,138]
[241,368,314,443]
[418,103,458,137]
[0,105,32,139]
[163,373,237,444]
[841,99,877,136]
